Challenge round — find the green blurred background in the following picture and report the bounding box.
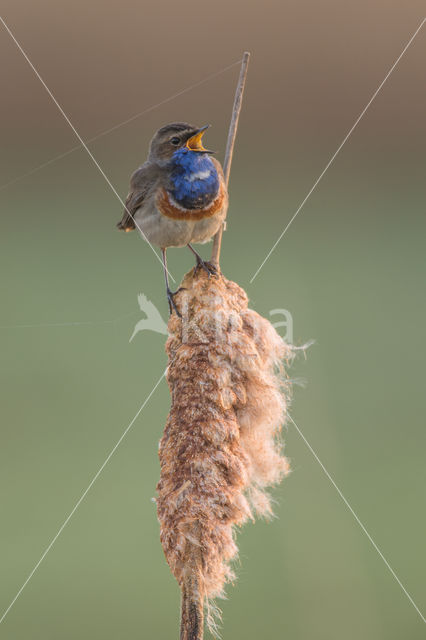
[0,1,425,638]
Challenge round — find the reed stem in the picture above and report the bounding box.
[210,52,250,268]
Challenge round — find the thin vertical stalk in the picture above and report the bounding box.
[180,527,204,640]
[210,52,250,268]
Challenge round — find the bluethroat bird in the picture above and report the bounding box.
[117,122,228,315]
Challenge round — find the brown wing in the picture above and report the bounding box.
[116,162,156,232]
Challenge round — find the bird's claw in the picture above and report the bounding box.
[167,287,186,317]
[194,258,218,278]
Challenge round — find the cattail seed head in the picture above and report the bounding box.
[157,269,294,635]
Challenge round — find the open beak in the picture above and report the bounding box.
[185,125,214,153]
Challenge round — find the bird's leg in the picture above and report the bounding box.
[187,243,218,277]
[161,248,183,317]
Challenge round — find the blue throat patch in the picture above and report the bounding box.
[169,148,220,210]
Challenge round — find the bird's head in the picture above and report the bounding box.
[148,122,213,164]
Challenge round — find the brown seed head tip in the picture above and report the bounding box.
[157,269,296,633]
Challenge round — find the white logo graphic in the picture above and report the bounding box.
[130,293,294,344]
[129,294,168,342]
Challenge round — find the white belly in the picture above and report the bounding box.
[133,198,226,249]
[191,215,224,244]
[133,201,194,248]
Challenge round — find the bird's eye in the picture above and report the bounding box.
[170,137,180,146]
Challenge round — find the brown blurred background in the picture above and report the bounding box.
[0,2,425,639]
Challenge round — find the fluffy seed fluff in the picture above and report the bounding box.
[156,269,294,635]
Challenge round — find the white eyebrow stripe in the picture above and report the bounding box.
[187,170,211,182]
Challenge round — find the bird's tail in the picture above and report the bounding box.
[116,218,135,232]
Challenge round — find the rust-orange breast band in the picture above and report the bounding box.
[156,185,226,221]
